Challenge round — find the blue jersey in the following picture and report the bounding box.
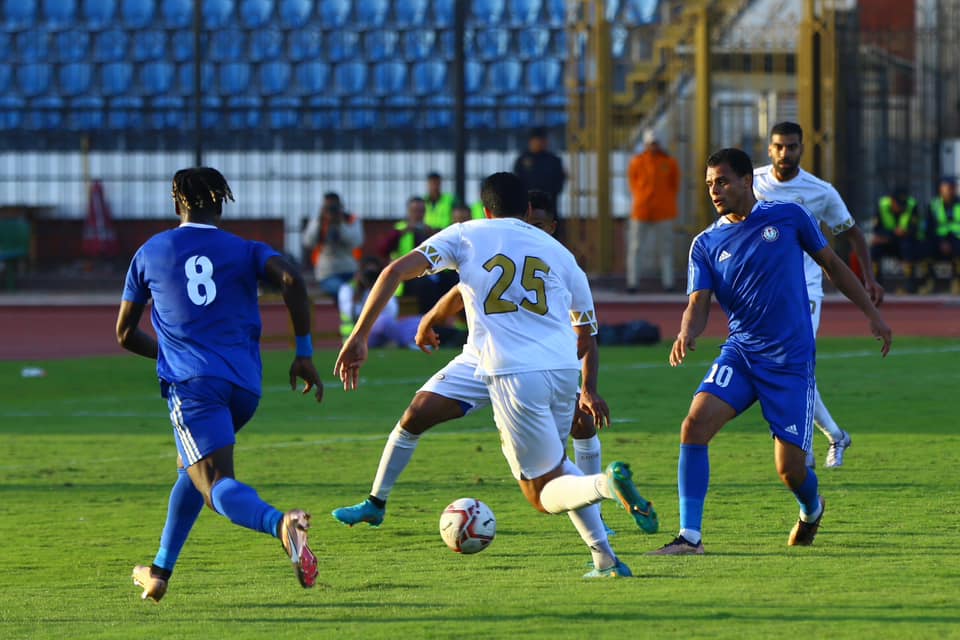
[687,201,828,364]
[122,223,280,395]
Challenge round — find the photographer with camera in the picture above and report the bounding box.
[302,192,364,298]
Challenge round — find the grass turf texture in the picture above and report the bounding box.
[1,337,958,639]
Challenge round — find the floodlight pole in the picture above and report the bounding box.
[192,0,203,167]
[453,0,466,205]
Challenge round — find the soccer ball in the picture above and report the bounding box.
[438,498,496,554]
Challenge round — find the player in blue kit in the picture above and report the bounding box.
[650,149,892,555]
[116,167,324,601]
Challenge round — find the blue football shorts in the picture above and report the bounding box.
[694,346,815,451]
[163,377,260,467]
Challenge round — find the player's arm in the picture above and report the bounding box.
[813,246,892,356]
[840,224,884,306]
[115,300,158,360]
[576,329,610,429]
[415,284,464,353]
[263,255,323,402]
[670,289,712,367]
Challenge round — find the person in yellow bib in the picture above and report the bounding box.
[929,176,960,294]
[424,172,457,229]
[870,187,926,292]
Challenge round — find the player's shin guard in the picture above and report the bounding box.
[539,459,605,513]
[678,444,709,543]
[369,423,421,502]
[210,477,283,537]
[793,468,822,521]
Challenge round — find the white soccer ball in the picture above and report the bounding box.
[439,498,496,554]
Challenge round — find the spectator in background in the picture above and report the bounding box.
[302,192,364,298]
[338,257,420,348]
[929,176,960,294]
[424,172,456,230]
[376,196,434,263]
[870,187,926,293]
[452,202,474,224]
[513,126,566,236]
[626,129,681,293]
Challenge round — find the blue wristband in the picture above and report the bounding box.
[295,334,313,358]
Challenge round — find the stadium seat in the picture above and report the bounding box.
[294,61,329,95]
[147,95,184,129]
[24,96,62,130]
[219,62,252,95]
[287,29,321,62]
[41,0,76,30]
[438,30,456,60]
[161,0,192,29]
[3,0,37,31]
[226,95,262,129]
[238,0,272,28]
[203,0,235,29]
[121,0,155,28]
[624,0,659,25]
[15,30,49,64]
[305,95,338,129]
[473,28,510,62]
[317,0,349,28]
[394,0,427,28]
[0,64,11,93]
[507,0,540,25]
[141,61,176,95]
[465,61,484,93]
[384,95,416,129]
[354,0,388,28]
[402,30,435,61]
[58,62,94,96]
[258,61,291,96]
[16,63,51,96]
[342,96,377,130]
[178,62,215,94]
[501,94,534,129]
[333,62,366,96]
[278,0,311,28]
[101,62,133,96]
[249,29,283,62]
[0,33,9,61]
[82,0,117,29]
[470,0,504,26]
[433,0,454,28]
[605,0,622,22]
[131,29,167,62]
[545,0,564,26]
[365,30,398,63]
[107,95,143,129]
[170,33,195,61]
[488,60,522,95]
[68,96,104,131]
[54,31,90,63]
[411,61,446,96]
[267,95,299,129]
[423,94,452,129]
[372,61,406,97]
[327,31,358,63]
[527,59,562,95]
[517,27,549,60]
[542,92,566,126]
[466,95,497,129]
[92,29,128,62]
[0,96,24,130]
[552,28,566,57]
[210,29,247,62]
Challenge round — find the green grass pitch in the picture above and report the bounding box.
[1,337,958,639]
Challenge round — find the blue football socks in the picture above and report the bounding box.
[678,444,710,543]
[793,467,821,519]
[210,477,283,539]
[153,468,204,573]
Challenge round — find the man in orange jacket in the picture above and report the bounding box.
[626,130,681,292]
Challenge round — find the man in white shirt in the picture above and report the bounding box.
[753,122,885,468]
[334,172,657,578]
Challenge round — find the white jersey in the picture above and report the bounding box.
[753,165,855,298]
[415,217,597,377]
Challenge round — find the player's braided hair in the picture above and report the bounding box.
[171,167,235,214]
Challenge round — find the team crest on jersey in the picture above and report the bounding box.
[761,226,779,242]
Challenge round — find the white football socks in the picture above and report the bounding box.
[572,435,602,475]
[812,386,843,442]
[369,424,421,502]
[539,459,608,513]
[568,504,616,570]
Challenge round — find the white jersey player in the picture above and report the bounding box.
[335,172,658,578]
[753,121,885,468]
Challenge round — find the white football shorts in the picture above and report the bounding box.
[417,352,490,415]
[485,368,580,481]
[809,295,823,336]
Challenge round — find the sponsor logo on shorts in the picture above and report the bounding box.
[761,226,780,242]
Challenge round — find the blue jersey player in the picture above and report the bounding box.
[650,149,891,555]
[116,167,324,601]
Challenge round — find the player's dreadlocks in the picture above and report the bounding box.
[171,167,235,215]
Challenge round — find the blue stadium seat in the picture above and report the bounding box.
[552,28,566,57]
[470,0,504,26]
[354,0,388,28]
[41,0,76,30]
[178,62,215,94]
[54,31,90,62]
[249,29,283,62]
[161,0,192,28]
[0,96,24,130]
[473,28,510,62]
[411,61,446,96]
[305,95,338,130]
[542,92,566,126]
[424,94,452,129]
[465,61,484,93]
[466,95,496,129]
[17,64,51,96]
[384,95,416,129]
[317,0,349,28]
[0,64,11,93]
[267,95,299,129]
[624,0,658,24]
[372,61,406,97]
[15,30,49,64]
[287,29,321,62]
[226,95,262,129]
[58,62,94,96]
[219,62,252,95]
[527,59,562,95]
[545,0,564,26]
[204,0,234,29]
[147,95,184,129]
[487,60,522,95]
[394,0,427,28]
[294,61,329,95]
[239,0,272,28]
[68,96,104,131]
[141,61,176,95]
[121,0,155,28]
[82,0,117,29]
[25,96,62,130]
[507,0,540,25]
[433,0,454,28]
[107,95,143,129]
[403,30,435,61]
[131,29,166,61]
[259,61,291,96]
[333,62,366,96]
[365,30,398,63]
[210,29,247,62]
[101,62,133,96]
[343,96,377,130]
[278,0,311,28]
[438,30,456,60]
[170,33,195,61]
[517,27,549,60]
[327,31,358,63]
[93,29,128,62]
[501,94,533,129]
[0,33,9,60]
[3,0,37,30]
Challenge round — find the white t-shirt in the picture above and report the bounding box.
[415,217,597,377]
[338,282,398,323]
[753,165,855,298]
